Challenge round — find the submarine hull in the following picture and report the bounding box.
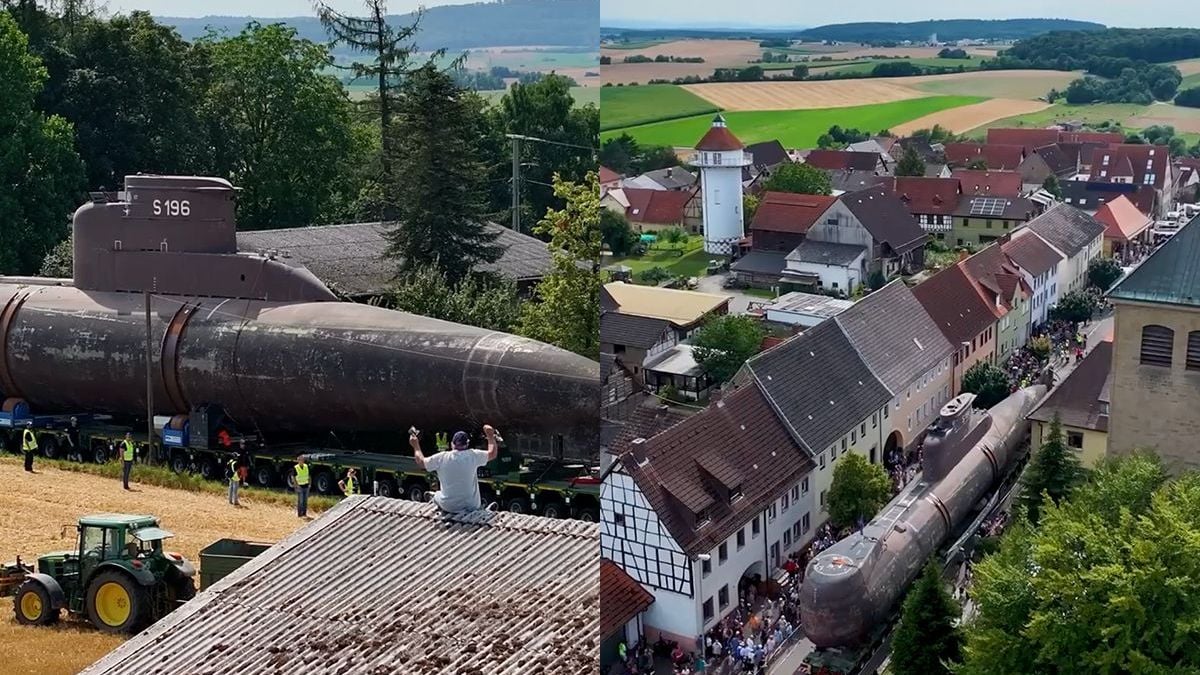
[0,282,598,436]
[800,386,1045,648]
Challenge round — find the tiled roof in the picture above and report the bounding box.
[943,143,1025,170]
[833,280,953,395]
[750,192,837,234]
[1109,214,1200,307]
[1034,144,1076,176]
[1024,203,1107,257]
[952,195,1036,221]
[600,559,655,638]
[730,250,788,276]
[600,165,621,183]
[601,311,672,349]
[951,169,1022,197]
[81,498,599,675]
[804,150,882,172]
[912,262,999,346]
[637,167,697,191]
[1060,180,1156,215]
[1001,231,1063,277]
[1060,131,1124,145]
[986,127,1059,150]
[786,239,866,266]
[236,221,550,297]
[1028,340,1113,432]
[889,176,963,215]
[826,169,891,194]
[1089,144,1170,190]
[838,186,928,255]
[623,187,693,224]
[603,282,731,327]
[962,242,1028,310]
[1095,194,1153,242]
[746,140,791,168]
[746,319,892,455]
[620,384,813,555]
[605,400,691,459]
[695,116,744,151]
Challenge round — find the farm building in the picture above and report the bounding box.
[81,497,600,675]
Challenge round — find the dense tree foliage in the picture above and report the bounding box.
[795,19,1103,44]
[1020,414,1084,524]
[937,48,969,59]
[827,452,892,529]
[600,208,638,256]
[960,361,1010,409]
[599,133,678,176]
[959,455,1199,675]
[1177,86,1200,108]
[872,61,923,77]
[763,162,832,196]
[896,146,927,177]
[1087,256,1124,290]
[1049,288,1098,324]
[816,124,872,149]
[691,315,765,384]
[386,265,521,333]
[891,562,963,675]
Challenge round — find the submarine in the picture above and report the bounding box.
[0,175,598,438]
[800,385,1045,648]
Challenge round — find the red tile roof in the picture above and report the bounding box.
[962,242,1028,312]
[600,166,621,184]
[944,143,1026,171]
[1001,232,1063,277]
[623,188,693,225]
[1095,195,1152,242]
[912,262,999,346]
[803,149,882,172]
[695,118,745,151]
[1060,131,1124,145]
[750,191,837,234]
[951,169,1022,197]
[600,559,654,638]
[987,127,1060,150]
[1089,144,1170,190]
[889,176,962,215]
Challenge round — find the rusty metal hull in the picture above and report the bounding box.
[800,386,1045,648]
[0,281,598,435]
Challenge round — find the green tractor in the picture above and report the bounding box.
[1,514,197,633]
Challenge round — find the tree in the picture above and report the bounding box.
[199,22,357,230]
[867,269,887,290]
[966,158,988,170]
[38,233,73,277]
[0,12,84,275]
[518,172,600,359]
[827,452,892,529]
[1176,86,1200,108]
[1049,288,1097,324]
[386,265,521,333]
[891,562,963,675]
[1041,174,1062,198]
[896,146,926,177]
[601,208,638,256]
[960,361,1010,409]
[762,162,831,195]
[691,314,765,384]
[1087,256,1123,290]
[791,64,808,79]
[383,64,500,281]
[1020,414,1084,524]
[743,194,760,222]
[959,455,1196,675]
[599,134,636,175]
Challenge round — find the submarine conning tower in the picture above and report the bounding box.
[72,175,336,303]
[922,392,991,483]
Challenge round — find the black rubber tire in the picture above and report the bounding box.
[175,578,196,603]
[86,570,149,634]
[576,506,599,522]
[198,457,218,481]
[93,443,111,464]
[314,470,335,495]
[254,464,275,488]
[376,477,398,499]
[504,496,530,514]
[405,480,428,502]
[39,435,60,460]
[13,580,58,626]
[170,453,190,474]
[540,500,565,519]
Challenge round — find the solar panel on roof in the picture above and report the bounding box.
[969,197,1008,217]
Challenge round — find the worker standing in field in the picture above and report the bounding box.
[236,440,251,487]
[121,432,135,490]
[226,455,241,506]
[337,467,359,497]
[21,424,37,473]
[294,455,310,518]
[409,424,499,513]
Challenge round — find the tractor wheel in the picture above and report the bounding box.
[174,578,196,603]
[13,581,58,626]
[404,480,428,502]
[504,496,530,514]
[540,500,565,519]
[170,453,190,474]
[87,571,149,634]
[314,470,335,495]
[375,477,398,499]
[198,457,219,481]
[254,464,275,488]
[39,435,60,460]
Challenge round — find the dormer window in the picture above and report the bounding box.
[729,485,744,503]
[696,508,712,528]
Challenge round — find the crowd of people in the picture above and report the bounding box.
[884,447,922,494]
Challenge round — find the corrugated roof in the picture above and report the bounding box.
[1024,203,1107,257]
[82,498,599,675]
[601,311,672,349]
[237,222,551,297]
[1109,214,1200,307]
[1028,340,1113,431]
[730,250,788,276]
[603,282,731,327]
[600,559,654,638]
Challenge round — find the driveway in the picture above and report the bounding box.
[696,272,766,315]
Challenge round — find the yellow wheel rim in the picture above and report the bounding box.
[19,591,42,621]
[94,582,131,627]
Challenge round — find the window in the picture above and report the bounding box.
[832,282,839,289]
[784,529,792,547]
[719,585,730,609]
[1188,331,1200,371]
[703,598,714,622]
[782,492,790,511]
[985,220,993,228]
[767,504,778,522]
[841,438,847,452]
[872,413,877,428]
[861,422,867,436]
[613,513,625,525]
[718,542,728,564]
[702,557,712,576]
[792,521,802,539]
[737,528,746,550]
[1067,431,1084,449]
[819,452,826,470]
[851,430,857,444]
[802,512,811,534]
[791,485,800,502]
[883,406,889,419]
[752,517,761,537]
[1140,324,1174,367]
[729,485,743,503]
[820,490,828,508]
[963,218,970,226]
[801,476,810,494]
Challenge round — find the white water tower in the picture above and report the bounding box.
[693,115,752,255]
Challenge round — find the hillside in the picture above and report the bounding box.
[799,18,1105,43]
[158,0,598,51]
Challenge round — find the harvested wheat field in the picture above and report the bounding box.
[797,45,998,60]
[0,458,307,675]
[601,38,762,64]
[892,98,1053,135]
[906,69,1080,100]
[683,79,928,110]
[1128,103,1200,133]
[1172,58,1200,76]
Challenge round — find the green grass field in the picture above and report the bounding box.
[602,95,984,147]
[600,84,721,131]
[613,245,711,281]
[1181,72,1200,90]
[469,49,599,70]
[603,40,672,50]
[808,57,986,75]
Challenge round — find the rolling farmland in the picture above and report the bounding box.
[600,84,720,130]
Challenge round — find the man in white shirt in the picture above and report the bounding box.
[409,425,498,513]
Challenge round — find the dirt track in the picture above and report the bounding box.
[891,98,1054,135]
[0,458,307,675]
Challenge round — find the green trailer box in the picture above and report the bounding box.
[199,539,273,590]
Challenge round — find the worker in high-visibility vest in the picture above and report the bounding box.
[294,455,311,518]
[337,467,359,497]
[21,425,37,473]
[121,432,136,490]
[227,456,241,506]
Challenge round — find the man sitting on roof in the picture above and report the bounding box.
[409,425,499,513]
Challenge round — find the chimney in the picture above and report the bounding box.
[957,249,969,262]
[666,167,673,178]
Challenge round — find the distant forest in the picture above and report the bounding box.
[600,18,1104,44]
[161,0,599,52]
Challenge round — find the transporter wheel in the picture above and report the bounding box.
[504,496,530,514]
[404,480,428,502]
[13,581,58,626]
[314,470,335,495]
[539,500,565,519]
[39,435,60,460]
[375,477,398,499]
[198,457,219,481]
[92,442,111,464]
[170,453,190,474]
[576,505,599,522]
[254,464,275,488]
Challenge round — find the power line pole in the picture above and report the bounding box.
[507,134,522,234]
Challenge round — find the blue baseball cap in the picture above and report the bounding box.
[452,431,470,449]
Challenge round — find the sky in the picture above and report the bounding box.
[601,0,1199,29]
[106,0,465,18]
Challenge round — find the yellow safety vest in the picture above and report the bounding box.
[22,430,37,452]
[122,440,135,461]
[228,458,238,476]
[345,475,357,495]
[295,463,310,486]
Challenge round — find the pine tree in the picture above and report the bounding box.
[1020,413,1083,524]
[891,562,963,675]
[896,146,927,177]
[383,65,500,282]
